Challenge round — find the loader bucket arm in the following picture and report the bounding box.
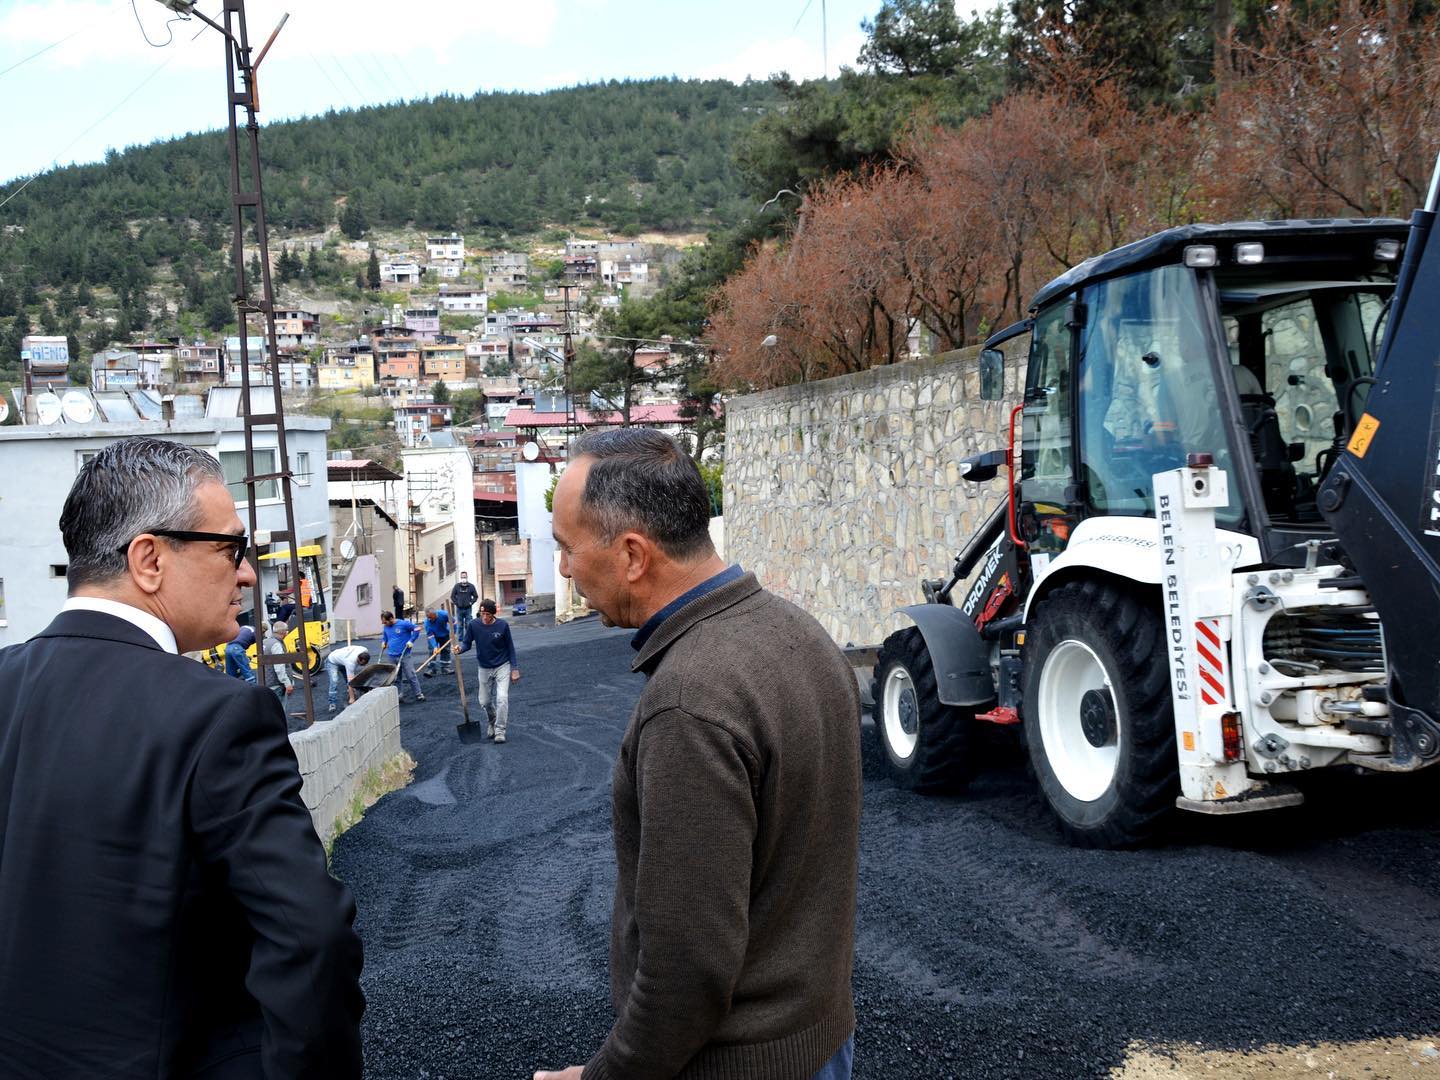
[1317,161,1440,761]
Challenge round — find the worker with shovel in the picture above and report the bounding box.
[381,609,425,704]
[454,599,519,742]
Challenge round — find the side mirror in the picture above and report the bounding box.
[959,448,1009,483]
[979,348,1005,401]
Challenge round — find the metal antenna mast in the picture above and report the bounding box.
[172,0,317,725]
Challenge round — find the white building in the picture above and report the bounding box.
[380,260,422,285]
[0,401,331,647]
[437,286,488,313]
[398,441,476,610]
[426,235,464,263]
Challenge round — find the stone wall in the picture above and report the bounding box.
[724,346,1021,650]
[290,686,403,843]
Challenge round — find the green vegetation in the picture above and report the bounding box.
[326,751,416,860]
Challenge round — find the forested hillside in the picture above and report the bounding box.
[0,78,780,297]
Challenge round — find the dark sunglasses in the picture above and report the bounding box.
[117,529,250,569]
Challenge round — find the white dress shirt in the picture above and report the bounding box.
[62,596,179,655]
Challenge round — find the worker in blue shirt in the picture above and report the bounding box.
[454,599,519,742]
[421,607,452,676]
[223,625,257,684]
[381,609,425,704]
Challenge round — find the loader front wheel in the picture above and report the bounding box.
[1023,579,1178,847]
[871,627,978,794]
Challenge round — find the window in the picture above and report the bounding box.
[50,565,67,578]
[356,582,372,606]
[220,448,279,503]
[444,541,456,578]
[1076,266,1241,525]
[76,449,99,473]
[293,451,312,486]
[1019,302,1076,552]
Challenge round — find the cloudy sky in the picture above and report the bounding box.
[0,0,926,185]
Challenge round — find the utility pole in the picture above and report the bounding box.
[166,0,317,725]
[560,283,578,455]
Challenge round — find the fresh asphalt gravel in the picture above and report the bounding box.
[327,614,1440,1079]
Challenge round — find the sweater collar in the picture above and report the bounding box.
[630,571,762,675]
[630,563,744,653]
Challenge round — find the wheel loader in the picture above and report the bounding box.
[873,164,1440,846]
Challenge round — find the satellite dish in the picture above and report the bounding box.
[339,539,357,560]
[521,441,540,462]
[35,392,62,425]
[61,391,95,424]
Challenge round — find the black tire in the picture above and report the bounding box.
[292,645,323,677]
[870,627,978,794]
[1023,578,1178,847]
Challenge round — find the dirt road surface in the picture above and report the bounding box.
[329,614,1440,1079]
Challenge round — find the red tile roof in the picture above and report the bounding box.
[504,403,694,427]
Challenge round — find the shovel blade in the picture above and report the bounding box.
[456,720,489,745]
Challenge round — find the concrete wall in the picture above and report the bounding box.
[724,347,1022,651]
[290,685,402,843]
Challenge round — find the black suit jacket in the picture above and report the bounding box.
[0,610,365,1078]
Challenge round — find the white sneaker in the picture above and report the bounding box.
[494,733,506,743]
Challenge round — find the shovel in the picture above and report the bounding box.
[446,602,489,745]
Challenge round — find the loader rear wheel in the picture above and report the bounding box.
[1023,579,1177,847]
[871,627,977,794]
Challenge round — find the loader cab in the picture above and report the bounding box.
[1010,221,1404,561]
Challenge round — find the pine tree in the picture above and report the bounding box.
[339,200,369,240]
[366,248,381,290]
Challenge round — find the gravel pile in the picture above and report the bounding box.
[330,616,1440,1078]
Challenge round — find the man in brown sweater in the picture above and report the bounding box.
[534,429,863,1080]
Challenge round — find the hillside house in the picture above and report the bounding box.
[273,309,319,350]
[91,347,162,392]
[438,285,488,313]
[175,343,223,386]
[420,342,466,386]
[404,306,441,341]
[380,260,422,285]
[318,343,377,391]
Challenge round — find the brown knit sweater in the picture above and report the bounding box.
[582,572,863,1080]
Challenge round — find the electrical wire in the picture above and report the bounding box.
[0,27,86,79]
[129,0,190,48]
[1,6,212,207]
[0,4,128,80]
[1,47,181,213]
[791,0,816,33]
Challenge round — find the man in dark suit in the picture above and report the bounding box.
[0,437,365,1078]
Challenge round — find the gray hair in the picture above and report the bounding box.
[60,437,226,590]
[570,428,714,561]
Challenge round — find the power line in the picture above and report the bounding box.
[1,48,180,213]
[0,5,126,80]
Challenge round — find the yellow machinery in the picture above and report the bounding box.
[200,545,330,675]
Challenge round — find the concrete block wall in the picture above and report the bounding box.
[290,686,402,843]
[724,345,1022,651]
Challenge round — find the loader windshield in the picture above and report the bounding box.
[1075,265,1245,525]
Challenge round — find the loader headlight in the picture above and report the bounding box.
[1234,242,1265,265]
[1183,245,1218,268]
[1374,238,1402,261]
